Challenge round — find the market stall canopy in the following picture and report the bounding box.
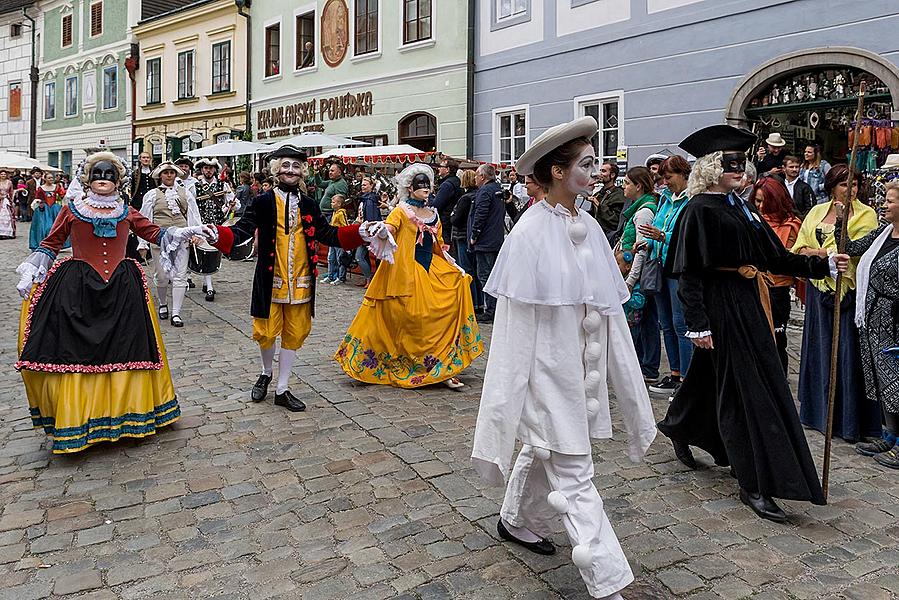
[310,145,433,165]
[0,151,62,172]
[183,139,270,158]
[265,132,370,150]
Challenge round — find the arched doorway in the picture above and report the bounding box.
[726,47,899,169]
[398,112,437,152]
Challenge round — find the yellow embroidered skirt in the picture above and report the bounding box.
[335,255,483,388]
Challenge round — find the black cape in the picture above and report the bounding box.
[659,192,830,504]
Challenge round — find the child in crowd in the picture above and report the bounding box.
[322,194,349,285]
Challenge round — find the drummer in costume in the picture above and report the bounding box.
[138,161,202,327]
[195,158,238,302]
[657,125,850,521]
[334,163,483,389]
[14,151,213,454]
[207,145,378,412]
[471,117,657,600]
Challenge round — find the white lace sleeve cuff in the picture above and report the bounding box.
[16,251,53,283]
[827,252,839,281]
[685,330,711,339]
[360,221,397,264]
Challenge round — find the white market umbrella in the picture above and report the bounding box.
[183,139,270,158]
[0,151,61,172]
[310,144,430,165]
[265,132,369,150]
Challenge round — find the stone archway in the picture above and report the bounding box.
[726,46,899,127]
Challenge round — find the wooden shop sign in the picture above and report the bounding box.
[256,90,374,140]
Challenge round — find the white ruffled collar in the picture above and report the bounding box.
[73,192,125,219]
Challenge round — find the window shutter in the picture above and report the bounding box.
[91,3,102,37]
[62,14,72,46]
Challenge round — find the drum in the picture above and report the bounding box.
[220,217,254,261]
[188,242,222,274]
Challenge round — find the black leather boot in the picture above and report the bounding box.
[671,439,698,470]
[739,488,787,523]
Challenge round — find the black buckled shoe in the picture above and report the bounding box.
[170,315,184,328]
[739,488,787,523]
[274,390,306,412]
[251,374,272,403]
[671,439,698,470]
[497,519,555,555]
[158,304,169,320]
[205,289,216,302]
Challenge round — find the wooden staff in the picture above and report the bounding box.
[822,80,867,500]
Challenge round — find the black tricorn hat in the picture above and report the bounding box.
[679,125,757,157]
[266,144,308,162]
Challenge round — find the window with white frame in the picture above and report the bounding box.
[355,0,378,55]
[264,22,281,77]
[579,96,620,163]
[402,0,431,45]
[61,13,73,47]
[146,58,161,104]
[44,81,56,119]
[177,50,196,99]
[102,65,117,110]
[295,11,315,70]
[495,109,527,163]
[64,75,78,116]
[212,41,231,93]
[497,0,528,19]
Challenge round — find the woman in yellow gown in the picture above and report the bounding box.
[335,164,483,388]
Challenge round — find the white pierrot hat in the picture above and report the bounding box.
[765,132,787,147]
[151,161,185,179]
[514,116,598,177]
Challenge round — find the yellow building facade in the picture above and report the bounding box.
[133,0,247,162]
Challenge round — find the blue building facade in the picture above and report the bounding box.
[474,0,899,168]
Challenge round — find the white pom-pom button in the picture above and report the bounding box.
[533,447,551,461]
[586,399,601,417]
[547,491,570,514]
[571,544,593,569]
[577,245,593,262]
[582,310,601,333]
[568,221,588,245]
[585,342,602,361]
[584,370,601,391]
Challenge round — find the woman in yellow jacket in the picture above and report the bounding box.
[334,164,483,389]
[792,164,880,443]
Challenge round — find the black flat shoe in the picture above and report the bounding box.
[274,390,306,412]
[158,305,169,320]
[856,438,895,457]
[671,439,698,470]
[739,488,787,523]
[496,519,555,555]
[205,290,215,302]
[188,279,195,289]
[251,374,272,403]
[170,315,184,327]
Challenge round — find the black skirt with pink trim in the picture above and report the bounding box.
[16,258,162,373]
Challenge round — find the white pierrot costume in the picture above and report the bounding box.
[470,116,656,599]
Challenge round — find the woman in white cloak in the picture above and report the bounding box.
[470,116,657,600]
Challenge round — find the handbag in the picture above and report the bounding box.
[640,255,664,294]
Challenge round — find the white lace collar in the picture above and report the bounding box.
[73,192,125,219]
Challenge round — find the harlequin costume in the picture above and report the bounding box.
[470,118,656,600]
[29,182,69,251]
[14,152,210,454]
[209,146,366,412]
[334,164,483,388]
[194,158,237,302]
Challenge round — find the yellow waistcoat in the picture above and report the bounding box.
[271,190,312,304]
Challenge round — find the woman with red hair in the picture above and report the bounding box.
[750,177,802,371]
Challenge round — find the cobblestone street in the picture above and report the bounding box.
[1,227,898,600]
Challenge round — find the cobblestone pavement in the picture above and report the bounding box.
[0,226,898,600]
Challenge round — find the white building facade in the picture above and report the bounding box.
[0,1,37,155]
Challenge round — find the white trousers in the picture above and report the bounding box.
[153,245,189,291]
[500,445,633,599]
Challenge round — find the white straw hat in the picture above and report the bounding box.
[764,132,786,147]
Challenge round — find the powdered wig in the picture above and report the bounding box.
[79,151,127,187]
[394,163,434,203]
[268,157,309,179]
[687,151,724,197]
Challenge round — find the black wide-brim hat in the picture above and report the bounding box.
[679,124,757,157]
[265,144,308,162]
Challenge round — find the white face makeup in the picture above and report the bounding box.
[566,145,600,196]
[277,159,304,184]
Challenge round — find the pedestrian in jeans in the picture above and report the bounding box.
[354,176,381,288]
[468,164,505,323]
[451,169,483,312]
[321,194,349,284]
[638,156,692,396]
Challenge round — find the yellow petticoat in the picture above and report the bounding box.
[18,292,179,454]
[334,205,483,388]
